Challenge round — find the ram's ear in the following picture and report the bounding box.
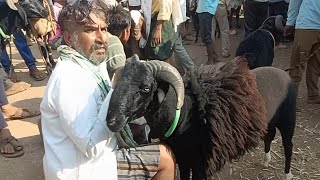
[156,88,166,104]
[126,54,141,65]
[111,67,124,88]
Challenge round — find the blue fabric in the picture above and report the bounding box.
[1,29,36,72]
[174,26,194,71]
[287,0,320,29]
[0,111,7,129]
[196,0,219,15]
[198,12,214,46]
[0,77,8,129]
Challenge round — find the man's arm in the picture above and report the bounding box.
[151,0,172,46]
[53,74,114,158]
[286,0,302,26]
[106,34,126,78]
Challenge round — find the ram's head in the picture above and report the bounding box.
[106,55,184,132]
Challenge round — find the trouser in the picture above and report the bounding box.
[198,12,218,61]
[212,3,230,56]
[244,0,268,37]
[1,29,36,73]
[0,77,8,129]
[0,64,13,90]
[174,24,194,72]
[289,29,320,97]
[268,1,289,20]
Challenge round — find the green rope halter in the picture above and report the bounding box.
[164,109,181,138]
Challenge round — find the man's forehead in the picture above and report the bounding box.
[87,11,107,27]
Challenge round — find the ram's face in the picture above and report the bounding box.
[107,59,157,132]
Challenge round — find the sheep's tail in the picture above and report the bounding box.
[193,57,268,177]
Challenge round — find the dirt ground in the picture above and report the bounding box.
[1,23,319,180]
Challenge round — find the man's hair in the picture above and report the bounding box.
[107,5,131,37]
[58,0,108,32]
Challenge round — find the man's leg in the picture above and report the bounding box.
[289,31,307,96]
[198,12,218,64]
[244,0,257,36]
[244,1,268,36]
[235,6,241,28]
[116,143,175,180]
[256,2,269,29]
[212,16,217,40]
[174,25,194,73]
[215,3,230,58]
[0,45,11,73]
[306,41,320,103]
[0,110,24,157]
[152,143,176,179]
[12,29,46,81]
[12,29,37,70]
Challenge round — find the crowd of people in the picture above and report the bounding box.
[0,0,319,179]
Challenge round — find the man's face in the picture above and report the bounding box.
[69,11,109,65]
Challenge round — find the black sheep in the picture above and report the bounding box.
[107,55,296,180]
[236,15,286,69]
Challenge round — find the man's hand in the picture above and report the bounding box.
[151,20,164,47]
[151,27,162,47]
[283,25,295,37]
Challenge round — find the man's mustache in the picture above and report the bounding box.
[91,42,108,51]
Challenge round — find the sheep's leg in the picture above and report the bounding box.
[279,84,296,180]
[262,126,276,167]
[279,126,294,180]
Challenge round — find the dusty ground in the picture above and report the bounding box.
[1,24,319,180]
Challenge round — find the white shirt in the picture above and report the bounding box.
[40,59,118,180]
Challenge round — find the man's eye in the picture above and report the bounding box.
[101,28,107,32]
[85,29,95,32]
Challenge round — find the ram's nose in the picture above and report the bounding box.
[107,115,127,132]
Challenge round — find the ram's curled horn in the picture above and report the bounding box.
[145,60,185,109]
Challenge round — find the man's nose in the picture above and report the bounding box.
[96,27,108,44]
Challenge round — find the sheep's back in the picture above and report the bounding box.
[191,59,268,176]
[253,67,291,122]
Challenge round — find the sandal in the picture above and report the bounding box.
[5,108,40,120]
[0,136,24,158]
[30,69,46,81]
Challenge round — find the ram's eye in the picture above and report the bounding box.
[141,87,150,93]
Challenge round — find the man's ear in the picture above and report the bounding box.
[125,26,131,39]
[63,31,73,47]
[119,26,131,42]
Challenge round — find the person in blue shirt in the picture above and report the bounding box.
[196,0,219,64]
[284,0,320,104]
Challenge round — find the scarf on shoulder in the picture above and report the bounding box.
[58,45,138,148]
[58,45,111,98]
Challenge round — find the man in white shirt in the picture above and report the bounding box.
[40,1,175,179]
